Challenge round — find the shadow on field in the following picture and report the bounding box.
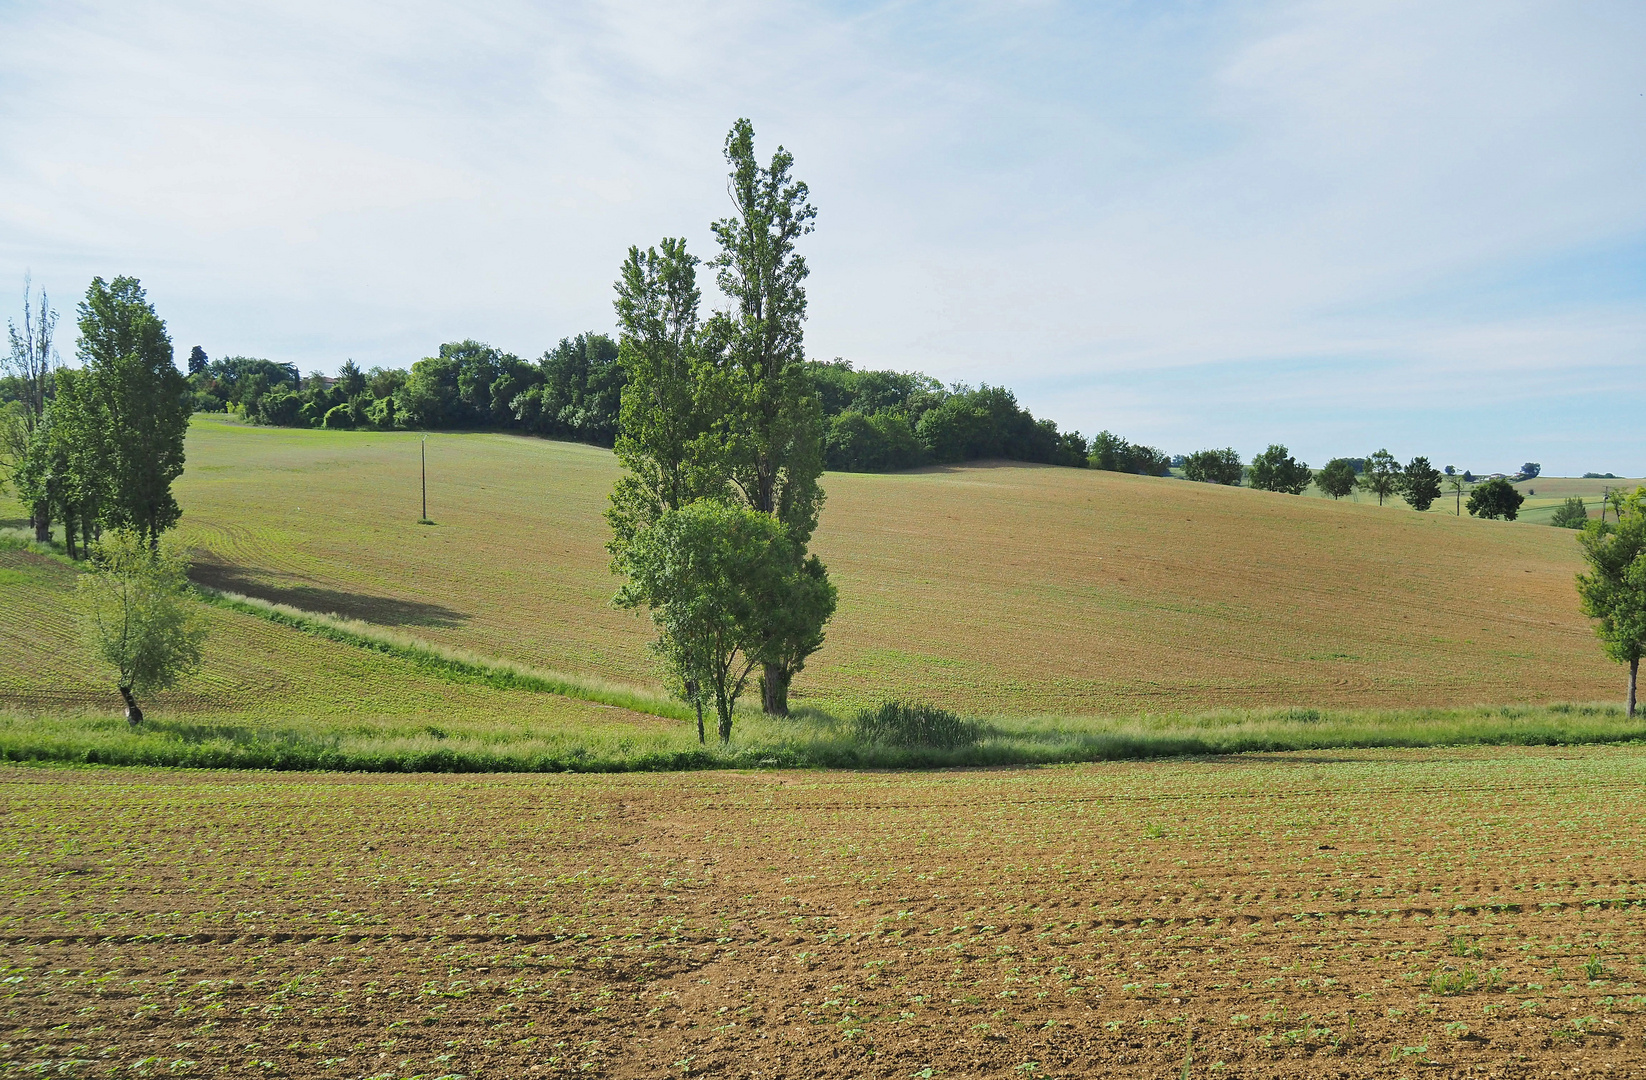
[0,515,32,531]
[190,555,470,628]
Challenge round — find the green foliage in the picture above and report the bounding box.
[1182,447,1242,485]
[1552,497,1589,529]
[1467,477,1525,520]
[1089,430,1170,476]
[825,409,928,472]
[613,500,805,742]
[1400,456,1444,512]
[608,237,721,548]
[1317,458,1358,500]
[1358,449,1400,505]
[851,701,980,749]
[74,276,190,543]
[1576,490,1646,715]
[1248,444,1311,494]
[76,531,207,722]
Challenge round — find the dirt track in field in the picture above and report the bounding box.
[4,748,1646,1078]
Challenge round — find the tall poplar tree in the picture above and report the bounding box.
[76,277,189,543]
[704,119,834,715]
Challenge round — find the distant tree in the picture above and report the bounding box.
[1248,444,1311,494]
[1182,448,1242,485]
[1090,430,1170,476]
[1466,477,1524,521]
[77,530,208,724]
[1575,491,1646,717]
[336,359,366,398]
[1444,464,1456,476]
[825,409,926,471]
[76,277,189,544]
[1518,462,1542,480]
[1552,497,1589,529]
[1316,458,1358,500]
[614,500,812,743]
[1357,449,1400,506]
[187,345,208,376]
[1462,470,1474,483]
[1399,456,1443,512]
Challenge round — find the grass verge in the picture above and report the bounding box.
[1,703,1637,773]
[192,586,695,722]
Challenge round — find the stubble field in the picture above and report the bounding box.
[147,418,1619,718]
[4,746,1646,1078]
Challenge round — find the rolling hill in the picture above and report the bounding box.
[71,416,1616,717]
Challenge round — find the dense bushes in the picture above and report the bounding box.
[851,700,981,749]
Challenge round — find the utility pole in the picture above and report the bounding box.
[420,435,429,523]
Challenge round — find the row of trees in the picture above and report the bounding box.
[1173,443,1534,520]
[608,120,837,741]
[2,277,191,554]
[188,334,627,445]
[2,277,205,724]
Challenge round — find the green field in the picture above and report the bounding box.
[1,416,1636,758]
[151,417,1624,715]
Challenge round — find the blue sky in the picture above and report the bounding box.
[2,0,1642,475]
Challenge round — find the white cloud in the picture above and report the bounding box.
[0,0,1640,473]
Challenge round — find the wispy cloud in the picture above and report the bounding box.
[1,0,1641,473]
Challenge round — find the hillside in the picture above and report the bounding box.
[49,415,1605,717]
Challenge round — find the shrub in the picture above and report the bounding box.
[851,701,980,749]
[1552,497,1588,529]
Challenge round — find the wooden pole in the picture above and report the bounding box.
[421,436,427,521]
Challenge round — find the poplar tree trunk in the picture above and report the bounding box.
[1630,657,1638,720]
[761,663,791,717]
[119,686,143,726]
[32,502,50,543]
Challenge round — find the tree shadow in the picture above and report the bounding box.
[0,515,32,531]
[190,555,469,629]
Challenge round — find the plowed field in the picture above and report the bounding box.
[6,747,1645,1078]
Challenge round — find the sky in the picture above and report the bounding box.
[1,0,1642,476]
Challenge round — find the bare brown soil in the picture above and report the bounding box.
[4,748,1646,1078]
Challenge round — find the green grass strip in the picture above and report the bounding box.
[192,585,694,723]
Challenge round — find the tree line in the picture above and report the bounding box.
[1,275,205,723]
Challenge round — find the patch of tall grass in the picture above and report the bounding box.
[1,702,1638,773]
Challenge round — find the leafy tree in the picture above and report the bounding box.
[76,277,189,544]
[1182,448,1242,485]
[702,118,834,715]
[17,368,105,558]
[335,359,366,397]
[1466,477,1524,520]
[1248,444,1311,494]
[76,530,208,724]
[1316,458,1358,500]
[1089,431,1170,476]
[1357,449,1400,505]
[4,275,60,539]
[1400,456,1443,512]
[825,409,927,471]
[1551,497,1589,529]
[1575,491,1646,717]
[614,500,812,743]
[607,238,722,548]
[1518,462,1541,480]
[187,346,208,375]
